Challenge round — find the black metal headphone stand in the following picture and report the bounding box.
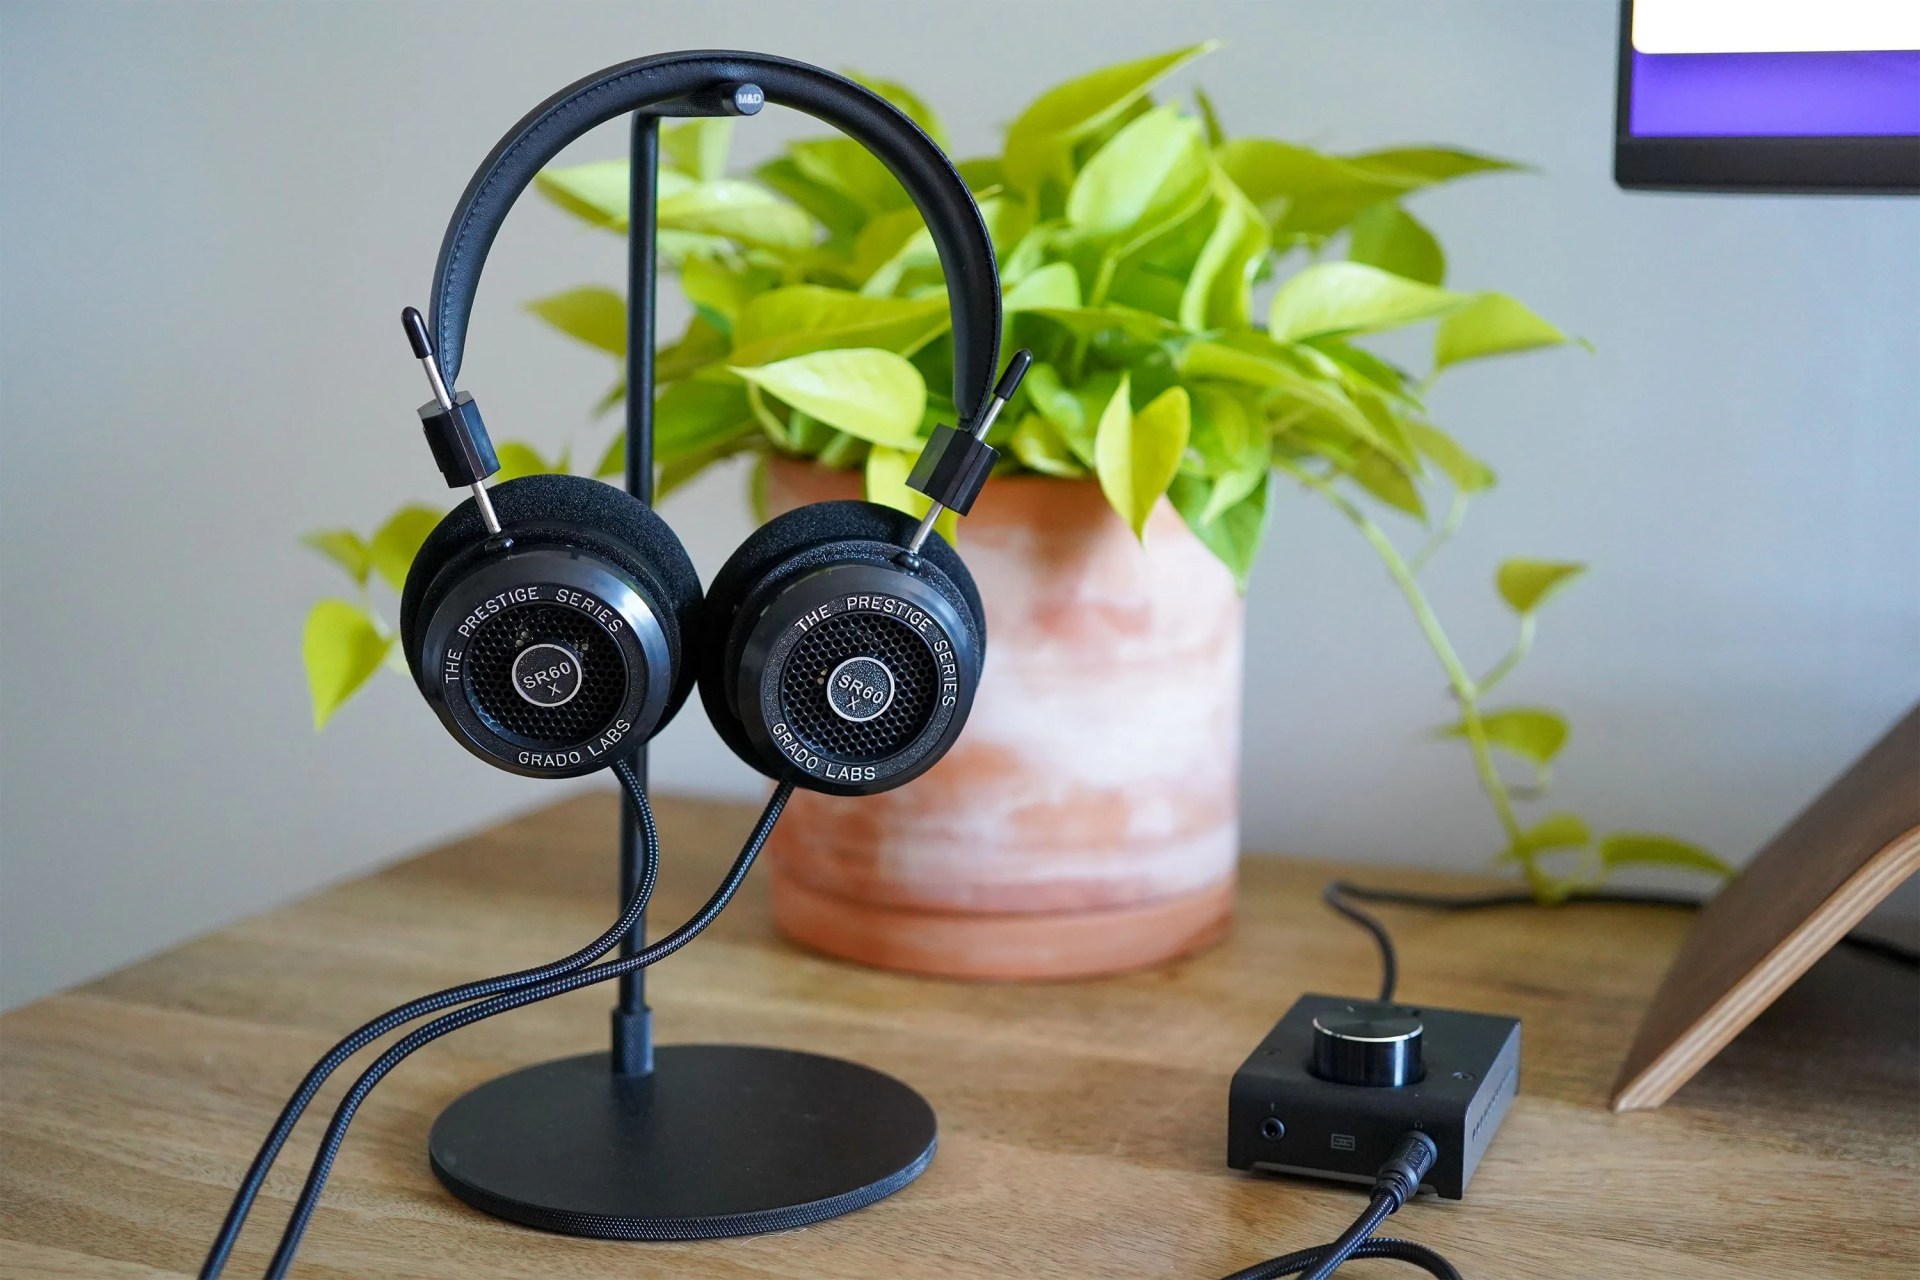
[426,99,937,1240]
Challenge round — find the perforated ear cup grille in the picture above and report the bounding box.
[464,603,630,745]
[778,613,939,762]
[697,500,984,780]
[400,474,702,734]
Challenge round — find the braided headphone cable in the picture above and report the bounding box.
[259,778,793,1277]
[200,758,662,1277]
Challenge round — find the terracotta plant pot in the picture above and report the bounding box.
[761,455,1244,980]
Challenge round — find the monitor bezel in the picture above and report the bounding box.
[1614,0,1920,193]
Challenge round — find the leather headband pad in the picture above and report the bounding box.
[429,50,1003,420]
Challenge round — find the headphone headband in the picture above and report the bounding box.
[429,50,1004,420]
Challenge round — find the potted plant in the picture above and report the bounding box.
[304,44,1725,979]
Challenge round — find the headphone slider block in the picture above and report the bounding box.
[418,392,499,489]
[907,424,997,517]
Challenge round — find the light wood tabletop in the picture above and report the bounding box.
[3,793,1915,1278]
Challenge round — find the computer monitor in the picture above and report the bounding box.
[1615,1,1920,192]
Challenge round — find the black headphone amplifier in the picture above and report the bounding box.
[1228,993,1522,1200]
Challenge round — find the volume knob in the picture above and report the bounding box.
[1310,1006,1425,1087]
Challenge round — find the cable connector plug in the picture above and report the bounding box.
[1372,1130,1439,1211]
[1288,1131,1444,1280]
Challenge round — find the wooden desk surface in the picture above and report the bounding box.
[3,794,1916,1278]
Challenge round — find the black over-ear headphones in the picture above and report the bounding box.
[397,51,1028,796]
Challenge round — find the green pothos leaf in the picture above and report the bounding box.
[301,529,371,587]
[1180,172,1269,331]
[658,177,815,250]
[1169,469,1269,591]
[1095,380,1190,542]
[1066,104,1209,246]
[815,429,868,469]
[1510,811,1591,859]
[848,70,949,148]
[662,117,733,181]
[1199,461,1267,524]
[1193,86,1226,149]
[730,286,949,367]
[1349,450,1426,521]
[1598,833,1733,879]
[595,432,625,479]
[1003,261,1082,312]
[1348,146,1521,184]
[1185,383,1261,477]
[592,381,626,421]
[535,160,630,229]
[1346,203,1446,286]
[368,505,442,593]
[730,349,927,447]
[303,599,392,730]
[658,313,729,382]
[1405,422,1495,492]
[1269,261,1463,343]
[1439,706,1569,766]
[1434,292,1574,371]
[492,441,558,483]
[755,154,867,240]
[1496,559,1586,615]
[1008,413,1088,478]
[1002,41,1219,194]
[748,453,773,523]
[526,286,626,356]
[865,445,957,545]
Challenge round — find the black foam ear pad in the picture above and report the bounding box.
[697,499,984,774]
[400,473,703,730]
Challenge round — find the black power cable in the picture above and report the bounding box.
[198,754,662,1279]
[1347,880,1920,967]
[1327,879,1920,1005]
[1321,883,1400,1001]
[262,780,794,1278]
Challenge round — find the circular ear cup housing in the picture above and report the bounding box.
[699,500,985,797]
[400,474,702,779]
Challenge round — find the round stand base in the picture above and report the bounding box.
[428,1045,936,1240]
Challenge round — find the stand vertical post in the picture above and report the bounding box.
[609,112,660,1079]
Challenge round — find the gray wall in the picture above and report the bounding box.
[3,1,1914,1011]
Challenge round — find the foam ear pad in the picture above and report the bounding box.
[400,473,703,730]
[697,499,984,775]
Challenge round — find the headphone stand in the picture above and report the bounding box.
[426,100,937,1240]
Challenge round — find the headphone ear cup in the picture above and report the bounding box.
[401,474,704,767]
[698,500,984,791]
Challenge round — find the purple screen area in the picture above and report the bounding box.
[1630,50,1920,137]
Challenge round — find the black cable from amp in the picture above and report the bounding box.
[198,753,663,1279]
[1220,1133,1450,1280]
[1223,1238,1460,1280]
[1321,883,1400,1001]
[1327,879,1920,1002]
[262,780,795,1279]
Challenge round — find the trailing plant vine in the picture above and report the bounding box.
[302,43,1726,897]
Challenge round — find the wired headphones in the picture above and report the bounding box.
[395,50,1030,796]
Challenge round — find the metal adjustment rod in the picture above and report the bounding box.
[903,348,1033,556]
[403,306,502,536]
